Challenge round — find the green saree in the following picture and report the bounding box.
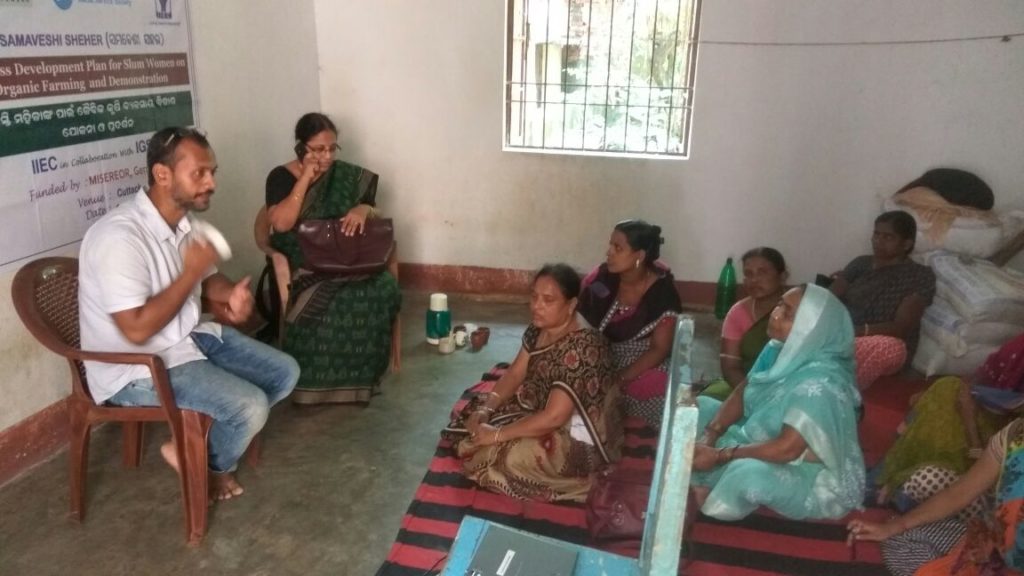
[739,313,772,375]
[269,160,401,404]
[878,376,1010,494]
[703,312,772,401]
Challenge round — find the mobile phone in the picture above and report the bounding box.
[294,142,306,160]
[815,273,834,289]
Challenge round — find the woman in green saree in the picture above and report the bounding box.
[264,113,401,404]
[851,418,1024,576]
[703,247,788,400]
[875,333,1024,503]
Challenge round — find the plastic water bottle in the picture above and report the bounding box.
[425,293,452,345]
[714,257,736,320]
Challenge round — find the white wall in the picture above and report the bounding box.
[4,0,1023,433]
[0,0,321,432]
[313,0,1024,282]
[191,0,322,280]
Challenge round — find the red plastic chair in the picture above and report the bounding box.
[12,257,217,546]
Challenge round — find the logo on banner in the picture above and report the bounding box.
[53,0,72,9]
[154,0,171,19]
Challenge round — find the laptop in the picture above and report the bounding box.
[466,522,578,576]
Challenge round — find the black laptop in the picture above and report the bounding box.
[466,522,578,576]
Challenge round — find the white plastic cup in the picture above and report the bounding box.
[191,220,232,261]
[438,334,456,354]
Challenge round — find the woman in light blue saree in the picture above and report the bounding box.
[691,284,865,520]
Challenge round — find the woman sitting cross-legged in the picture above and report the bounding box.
[444,264,623,502]
[577,220,682,425]
[691,284,865,521]
[850,418,1024,576]
[703,247,789,401]
[829,210,936,390]
[264,112,401,405]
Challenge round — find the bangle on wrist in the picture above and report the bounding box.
[716,445,739,464]
[494,426,503,444]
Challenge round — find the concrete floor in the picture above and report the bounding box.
[0,293,720,576]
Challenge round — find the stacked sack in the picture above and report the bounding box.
[882,195,1024,259]
[913,252,1024,376]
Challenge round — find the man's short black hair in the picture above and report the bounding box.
[146,126,210,186]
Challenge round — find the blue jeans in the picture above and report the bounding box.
[108,327,299,473]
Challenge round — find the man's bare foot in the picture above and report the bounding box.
[160,442,181,475]
[209,472,244,503]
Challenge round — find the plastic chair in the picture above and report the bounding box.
[12,257,215,546]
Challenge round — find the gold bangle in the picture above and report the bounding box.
[494,427,502,444]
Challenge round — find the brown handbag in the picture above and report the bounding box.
[585,466,651,541]
[296,218,394,276]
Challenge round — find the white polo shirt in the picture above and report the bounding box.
[79,189,220,404]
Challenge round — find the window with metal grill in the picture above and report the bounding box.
[504,0,701,158]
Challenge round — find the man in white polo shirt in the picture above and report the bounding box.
[79,127,299,502]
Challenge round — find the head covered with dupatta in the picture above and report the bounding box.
[744,284,864,510]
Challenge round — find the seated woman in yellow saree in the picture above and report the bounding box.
[264,113,401,404]
[851,418,1024,576]
[876,333,1024,503]
[444,264,623,502]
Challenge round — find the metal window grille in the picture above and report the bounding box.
[505,0,701,158]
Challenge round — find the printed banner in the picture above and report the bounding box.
[0,0,197,269]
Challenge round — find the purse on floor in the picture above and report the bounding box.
[296,217,394,276]
[585,466,651,541]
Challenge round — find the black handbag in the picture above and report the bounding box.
[296,218,394,276]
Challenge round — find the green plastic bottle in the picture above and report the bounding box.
[714,257,737,320]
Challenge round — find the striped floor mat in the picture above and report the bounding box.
[375,365,891,576]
